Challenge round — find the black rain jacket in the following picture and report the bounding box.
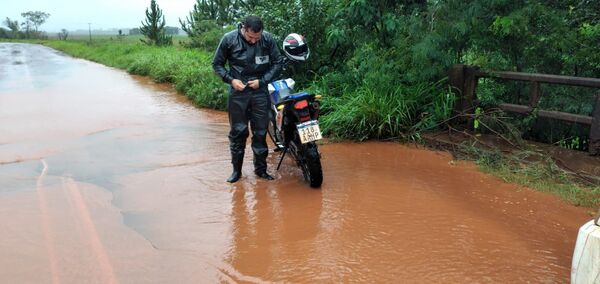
[212,27,283,88]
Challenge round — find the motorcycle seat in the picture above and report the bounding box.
[274,92,312,108]
[282,92,311,102]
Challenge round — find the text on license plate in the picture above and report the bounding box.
[296,120,323,144]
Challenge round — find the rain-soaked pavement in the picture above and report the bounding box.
[0,43,592,283]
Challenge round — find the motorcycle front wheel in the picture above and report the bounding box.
[267,112,283,149]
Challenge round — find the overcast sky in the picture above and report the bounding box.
[3,0,197,32]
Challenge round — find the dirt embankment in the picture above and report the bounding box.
[423,129,600,203]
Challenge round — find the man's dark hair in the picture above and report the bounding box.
[243,16,263,33]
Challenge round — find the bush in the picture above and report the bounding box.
[318,78,453,141]
[307,43,455,141]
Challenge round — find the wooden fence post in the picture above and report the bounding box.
[590,92,600,155]
[463,66,479,129]
[449,64,465,115]
[463,66,478,112]
[529,81,541,108]
[448,64,479,127]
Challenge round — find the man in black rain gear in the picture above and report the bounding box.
[212,16,282,183]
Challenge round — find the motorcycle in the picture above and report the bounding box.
[267,60,323,188]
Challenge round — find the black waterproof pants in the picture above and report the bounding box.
[228,87,270,174]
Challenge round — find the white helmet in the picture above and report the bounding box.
[282,33,310,62]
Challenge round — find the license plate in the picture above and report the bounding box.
[296,120,323,144]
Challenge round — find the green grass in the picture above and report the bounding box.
[461,145,600,208]
[49,34,191,46]
[313,76,455,141]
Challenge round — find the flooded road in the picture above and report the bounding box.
[0,43,591,283]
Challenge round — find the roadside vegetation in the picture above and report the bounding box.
[2,0,600,207]
[139,0,173,46]
[2,11,50,39]
[458,145,600,208]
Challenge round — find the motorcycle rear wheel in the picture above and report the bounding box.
[297,142,323,188]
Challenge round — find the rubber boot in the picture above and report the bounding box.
[256,171,274,180]
[227,157,243,183]
[253,155,273,180]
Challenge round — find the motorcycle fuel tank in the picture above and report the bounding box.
[268,78,295,104]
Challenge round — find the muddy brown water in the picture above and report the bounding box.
[0,43,591,283]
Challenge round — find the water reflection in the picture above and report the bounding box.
[228,181,323,282]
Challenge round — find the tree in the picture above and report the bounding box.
[241,0,336,73]
[4,17,20,38]
[20,11,50,38]
[179,0,230,49]
[179,0,244,49]
[58,29,68,40]
[0,27,8,39]
[140,0,172,46]
[117,29,125,40]
[329,0,428,47]
[180,0,241,29]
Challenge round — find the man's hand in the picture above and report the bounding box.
[247,79,260,90]
[231,79,246,91]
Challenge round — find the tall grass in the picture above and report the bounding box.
[43,39,229,110]
[314,76,454,141]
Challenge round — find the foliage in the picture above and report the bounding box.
[178,0,247,50]
[2,12,50,39]
[3,17,21,39]
[179,14,224,49]
[241,0,336,76]
[4,17,20,32]
[314,54,454,141]
[336,0,426,47]
[180,0,242,28]
[139,0,172,46]
[20,11,50,38]
[58,29,68,40]
[188,26,226,50]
